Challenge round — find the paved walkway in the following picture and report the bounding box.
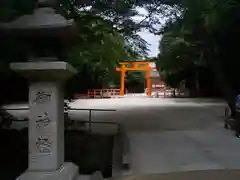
[5,97,240,175]
[129,129,240,174]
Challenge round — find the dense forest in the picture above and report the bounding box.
[0,0,150,103]
[155,0,240,116]
[1,0,240,116]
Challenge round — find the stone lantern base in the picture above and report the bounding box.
[17,163,79,180]
[11,61,79,180]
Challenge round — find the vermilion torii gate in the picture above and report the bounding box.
[116,61,156,97]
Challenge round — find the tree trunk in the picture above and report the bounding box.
[195,70,200,95]
[211,55,236,117]
[172,89,176,97]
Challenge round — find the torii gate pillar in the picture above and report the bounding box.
[116,61,154,97]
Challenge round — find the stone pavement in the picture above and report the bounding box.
[5,97,240,176]
[121,169,240,180]
[128,129,240,175]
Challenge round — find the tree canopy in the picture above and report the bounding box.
[154,0,240,114]
[0,0,156,102]
[3,0,240,111]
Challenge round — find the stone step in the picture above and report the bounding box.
[78,171,104,180]
[78,175,91,180]
[127,129,240,174]
[120,169,240,180]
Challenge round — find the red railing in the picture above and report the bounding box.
[87,89,121,98]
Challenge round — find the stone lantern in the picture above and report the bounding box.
[0,1,79,180]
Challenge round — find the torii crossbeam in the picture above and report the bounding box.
[116,61,156,97]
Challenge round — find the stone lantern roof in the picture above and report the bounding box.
[0,8,74,30]
[0,0,78,60]
[0,0,77,38]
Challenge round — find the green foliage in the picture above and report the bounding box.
[155,0,240,102]
[0,0,152,101]
[66,20,126,93]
